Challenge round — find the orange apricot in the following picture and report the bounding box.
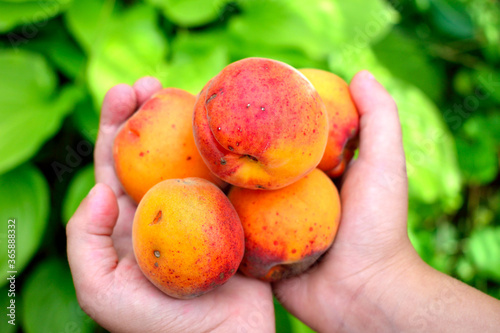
[113,87,224,203]
[299,68,359,178]
[132,178,244,299]
[228,169,340,281]
[193,58,328,190]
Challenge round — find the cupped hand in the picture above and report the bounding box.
[273,71,423,332]
[66,77,275,333]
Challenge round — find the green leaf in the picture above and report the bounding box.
[226,28,328,69]
[230,42,327,70]
[274,301,293,333]
[229,0,344,60]
[229,0,397,60]
[0,164,49,288]
[288,313,315,333]
[471,68,500,104]
[409,228,435,264]
[466,227,500,282]
[162,30,229,94]
[22,257,96,333]
[456,257,475,282]
[391,79,462,210]
[456,116,499,185]
[147,0,228,27]
[429,0,474,39]
[62,164,95,224]
[334,0,399,44]
[328,45,392,81]
[0,49,83,174]
[409,225,454,274]
[435,222,459,255]
[466,0,500,62]
[24,18,86,79]
[275,300,315,333]
[0,0,72,33]
[71,95,100,144]
[372,29,445,102]
[1,48,56,99]
[87,3,168,109]
[452,68,474,98]
[64,0,115,53]
[486,112,500,144]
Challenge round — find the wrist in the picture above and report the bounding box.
[369,252,500,333]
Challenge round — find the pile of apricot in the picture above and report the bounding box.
[113,57,359,299]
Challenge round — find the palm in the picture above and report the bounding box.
[102,243,272,332]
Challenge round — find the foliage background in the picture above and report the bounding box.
[0,0,499,332]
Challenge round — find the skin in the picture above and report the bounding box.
[299,68,359,178]
[114,87,224,203]
[132,178,244,299]
[228,169,340,282]
[193,57,328,190]
[67,72,500,333]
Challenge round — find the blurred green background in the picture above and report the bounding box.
[0,0,499,332]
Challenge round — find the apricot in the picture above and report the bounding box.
[299,69,359,178]
[228,169,340,281]
[113,87,224,203]
[132,178,244,299]
[193,57,328,190]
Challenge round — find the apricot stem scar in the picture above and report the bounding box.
[154,250,160,258]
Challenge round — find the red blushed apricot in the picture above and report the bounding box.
[228,169,340,282]
[299,69,360,178]
[113,87,225,203]
[193,58,328,190]
[132,178,244,299]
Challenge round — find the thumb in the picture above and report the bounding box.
[350,70,406,176]
[67,183,119,288]
[338,71,408,250]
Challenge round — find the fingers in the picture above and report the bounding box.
[67,183,119,286]
[94,77,163,195]
[95,84,137,194]
[133,76,163,106]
